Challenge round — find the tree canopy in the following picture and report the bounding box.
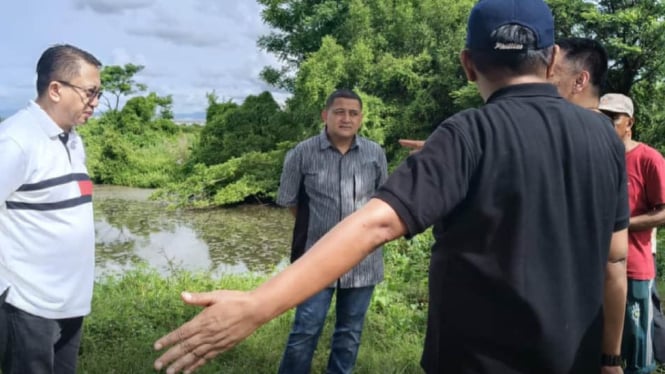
[548,0,665,147]
[80,0,665,207]
[257,0,665,155]
[101,63,148,112]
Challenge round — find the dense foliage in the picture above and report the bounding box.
[80,0,665,207]
[78,90,196,188]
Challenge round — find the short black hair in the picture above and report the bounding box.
[557,37,608,95]
[325,89,362,110]
[469,24,553,76]
[36,44,102,97]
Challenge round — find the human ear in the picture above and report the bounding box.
[546,45,560,79]
[48,81,63,103]
[574,71,590,93]
[459,50,477,82]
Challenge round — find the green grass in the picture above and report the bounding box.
[22,233,665,373]
[78,237,430,373]
[78,272,425,373]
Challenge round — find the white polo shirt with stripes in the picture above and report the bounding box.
[0,101,95,319]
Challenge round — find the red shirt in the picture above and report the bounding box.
[626,143,665,279]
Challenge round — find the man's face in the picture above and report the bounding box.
[322,98,363,141]
[602,111,633,140]
[549,50,578,101]
[56,61,102,130]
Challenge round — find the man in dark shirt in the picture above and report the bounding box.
[153,0,629,373]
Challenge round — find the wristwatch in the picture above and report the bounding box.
[600,353,622,366]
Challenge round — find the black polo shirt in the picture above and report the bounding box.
[376,83,629,373]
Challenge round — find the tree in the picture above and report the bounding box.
[258,0,665,159]
[549,0,665,94]
[191,95,239,166]
[257,0,352,91]
[548,0,665,148]
[258,0,476,161]
[101,64,147,112]
[192,92,294,166]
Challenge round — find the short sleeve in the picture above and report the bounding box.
[0,135,28,202]
[644,148,665,208]
[615,152,630,231]
[374,122,478,237]
[276,147,303,207]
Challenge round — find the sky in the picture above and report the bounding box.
[0,0,290,120]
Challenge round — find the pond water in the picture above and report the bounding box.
[93,185,292,279]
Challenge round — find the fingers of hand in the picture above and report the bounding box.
[154,335,206,373]
[398,139,425,151]
[398,139,416,148]
[154,319,195,351]
[154,290,253,372]
[182,291,214,307]
[154,314,233,372]
[183,345,222,374]
[154,320,200,369]
[160,340,227,374]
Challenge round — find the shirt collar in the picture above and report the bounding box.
[27,100,69,138]
[318,128,360,151]
[486,83,561,104]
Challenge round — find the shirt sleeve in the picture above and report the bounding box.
[644,148,665,208]
[276,147,303,207]
[0,135,28,202]
[374,122,477,237]
[615,149,630,231]
[376,147,388,189]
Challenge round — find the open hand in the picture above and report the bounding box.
[153,290,261,373]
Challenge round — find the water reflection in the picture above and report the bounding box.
[94,185,291,278]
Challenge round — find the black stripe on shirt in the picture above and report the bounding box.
[17,173,90,192]
[6,195,92,211]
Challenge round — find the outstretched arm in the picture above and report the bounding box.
[153,198,407,373]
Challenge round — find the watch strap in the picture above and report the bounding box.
[600,353,622,366]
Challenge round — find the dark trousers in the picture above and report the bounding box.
[278,286,375,374]
[0,289,83,374]
[652,251,665,365]
[652,283,665,363]
[622,279,656,373]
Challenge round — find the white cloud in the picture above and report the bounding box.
[109,48,149,66]
[74,0,155,14]
[0,0,290,118]
[126,26,226,47]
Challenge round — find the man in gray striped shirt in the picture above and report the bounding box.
[276,89,388,374]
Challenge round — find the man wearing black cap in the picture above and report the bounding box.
[153,0,629,373]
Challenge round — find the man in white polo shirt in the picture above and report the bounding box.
[0,44,101,374]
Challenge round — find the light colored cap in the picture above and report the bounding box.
[598,93,634,117]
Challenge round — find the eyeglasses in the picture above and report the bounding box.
[56,80,102,102]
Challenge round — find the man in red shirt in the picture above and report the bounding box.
[600,93,665,373]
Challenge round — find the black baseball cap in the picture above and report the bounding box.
[466,0,555,51]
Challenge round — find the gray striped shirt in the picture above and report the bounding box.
[277,130,388,288]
